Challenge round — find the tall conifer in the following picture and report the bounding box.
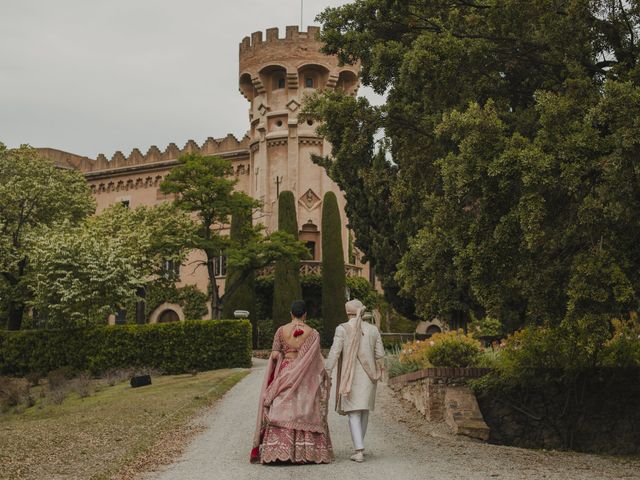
[321,191,347,345]
[272,191,302,328]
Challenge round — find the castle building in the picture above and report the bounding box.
[38,26,369,321]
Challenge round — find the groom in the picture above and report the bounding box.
[325,299,385,462]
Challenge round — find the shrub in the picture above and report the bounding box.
[426,331,483,367]
[0,320,252,376]
[25,371,43,387]
[347,276,381,310]
[475,348,504,369]
[386,345,423,378]
[321,191,348,345]
[602,317,640,367]
[104,368,134,387]
[71,372,93,398]
[256,319,275,350]
[467,316,503,338]
[397,330,482,369]
[0,376,30,410]
[272,191,302,329]
[47,366,77,389]
[399,339,432,369]
[46,386,68,405]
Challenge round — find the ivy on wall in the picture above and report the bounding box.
[124,281,208,323]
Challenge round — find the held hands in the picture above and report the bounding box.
[270,350,280,360]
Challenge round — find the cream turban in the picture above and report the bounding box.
[345,299,365,316]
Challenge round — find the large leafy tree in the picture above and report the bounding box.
[0,144,95,330]
[28,203,195,328]
[310,0,640,330]
[161,153,308,319]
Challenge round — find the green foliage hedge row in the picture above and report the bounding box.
[254,274,380,322]
[0,320,251,376]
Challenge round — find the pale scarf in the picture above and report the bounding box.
[338,299,366,397]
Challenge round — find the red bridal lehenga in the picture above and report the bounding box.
[251,326,334,464]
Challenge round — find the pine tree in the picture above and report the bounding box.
[222,207,257,346]
[272,191,302,328]
[321,191,347,345]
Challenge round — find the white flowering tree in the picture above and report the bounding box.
[0,143,95,330]
[29,203,196,328]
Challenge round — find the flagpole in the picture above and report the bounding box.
[301,0,304,29]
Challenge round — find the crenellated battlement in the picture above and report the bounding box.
[39,134,250,175]
[239,26,321,54]
[238,26,359,102]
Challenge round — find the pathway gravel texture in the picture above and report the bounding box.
[143,359,640,480]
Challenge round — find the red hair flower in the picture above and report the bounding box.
[293,328,304,338]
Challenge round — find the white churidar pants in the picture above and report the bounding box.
[348,410,369,450]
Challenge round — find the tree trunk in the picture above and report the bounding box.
[7,301,25,331]
[206,254,221,319]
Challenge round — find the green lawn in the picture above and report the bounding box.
[0,368,249,479]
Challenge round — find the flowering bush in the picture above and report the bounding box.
[398,330,483,369]
[426,331,483,367]
[398,339,432,368]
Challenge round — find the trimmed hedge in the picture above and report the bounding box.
[0,320,252,376]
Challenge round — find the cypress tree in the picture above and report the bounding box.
[272,191,302,328]
[321,191,347,345]
[222,208,257,346]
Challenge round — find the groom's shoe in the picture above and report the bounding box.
[350,451,364,462]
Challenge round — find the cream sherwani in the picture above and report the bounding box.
[325,318,385,413]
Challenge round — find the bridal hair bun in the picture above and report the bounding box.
[291,299,307,318]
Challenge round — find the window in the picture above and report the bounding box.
[158,309,180,323]
[213,255,227,277]
[305,76,314,88]
[276,77,286,89]
[162,259,181,280]
[306,241,316,260]
[121,200,130,208]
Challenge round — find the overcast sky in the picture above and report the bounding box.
[0,0,380,158]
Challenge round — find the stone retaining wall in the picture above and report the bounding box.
[388,368,491,440]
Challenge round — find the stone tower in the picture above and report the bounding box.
[239,26,359,263]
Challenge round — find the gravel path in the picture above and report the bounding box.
[143,359,640,480]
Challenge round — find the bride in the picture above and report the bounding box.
[251,300,334,464]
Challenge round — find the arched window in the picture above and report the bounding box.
[158,309,180,323]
